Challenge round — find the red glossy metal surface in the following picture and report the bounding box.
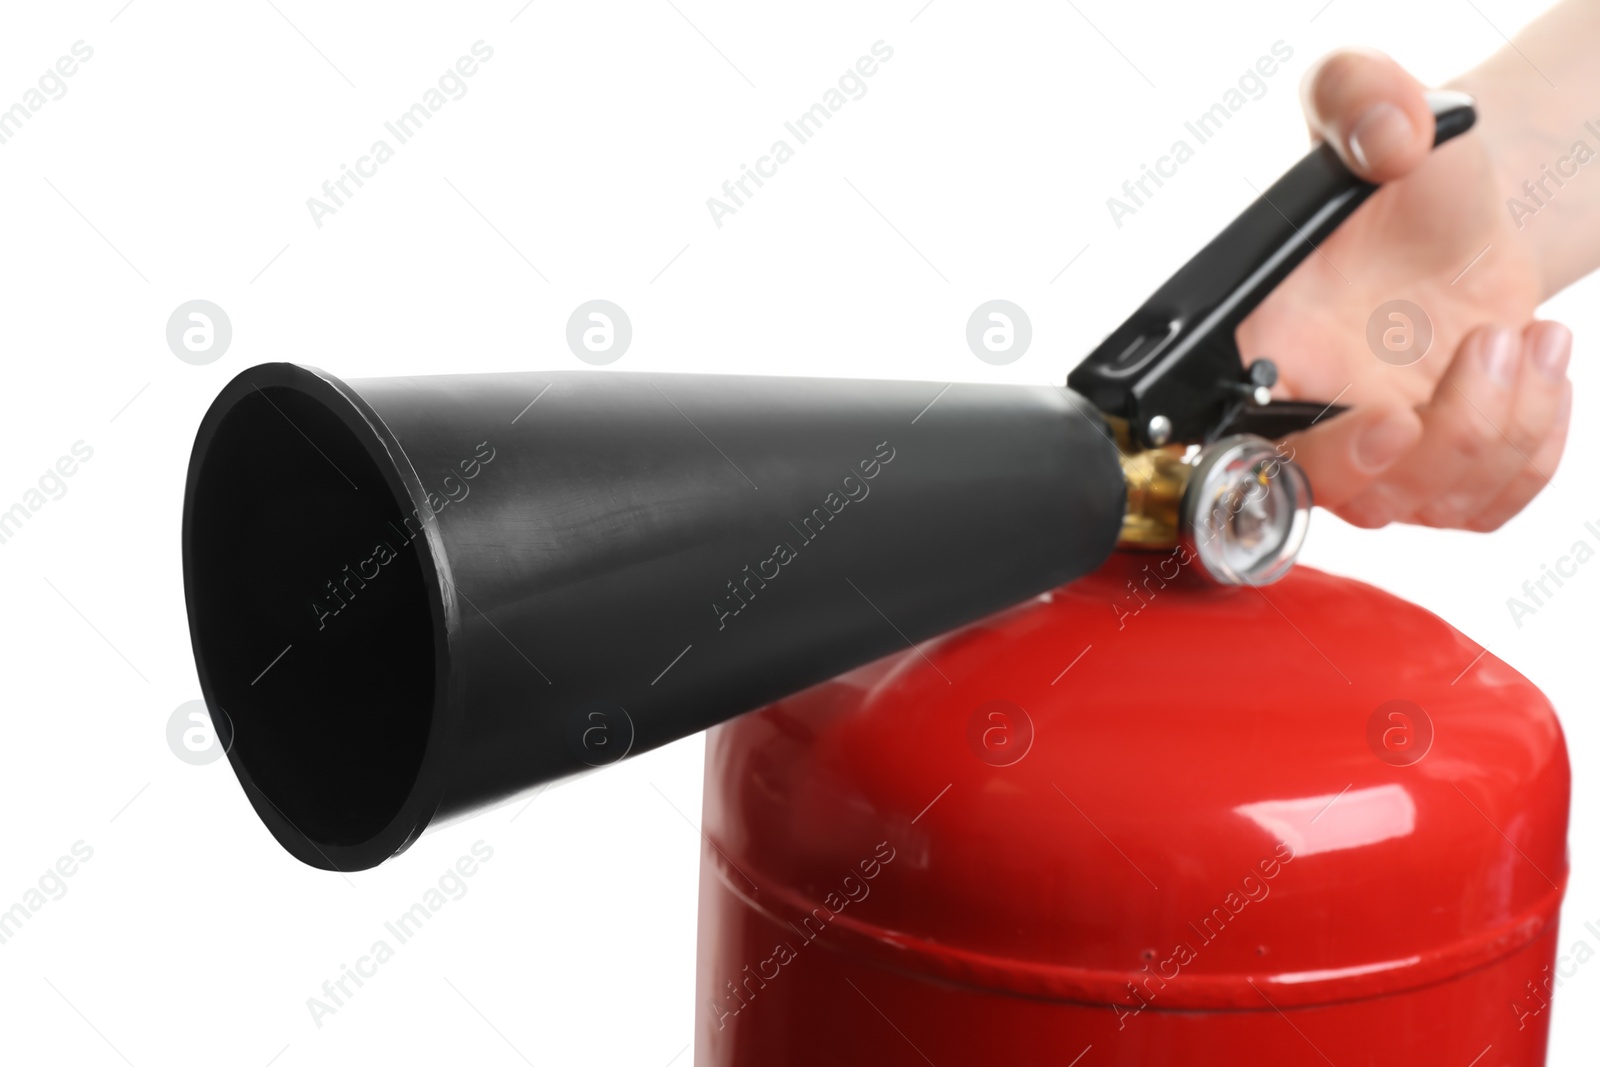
[695,555,1570,1065]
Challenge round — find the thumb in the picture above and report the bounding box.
[1280,403,1423,523]
[1300,49,1436,182]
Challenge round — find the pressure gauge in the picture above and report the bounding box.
[1180,435,1312,586]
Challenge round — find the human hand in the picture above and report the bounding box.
[1237,49,1573,531]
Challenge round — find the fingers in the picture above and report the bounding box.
[1300,49,1436,182]
[1467,385,1572,531]
[1413,322,1572,527]
[1281,404,1423,517]
[1330,322,1573,529]
[1466,385,1573,532]
[1343,324,1519,525]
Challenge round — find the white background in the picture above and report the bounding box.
[0,0,1593,1064]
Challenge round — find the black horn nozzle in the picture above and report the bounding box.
[181,363,1125,871]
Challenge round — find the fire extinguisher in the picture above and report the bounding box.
[179,89,1568,1064]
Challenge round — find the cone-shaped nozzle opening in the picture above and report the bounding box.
[182,365,448,872]
[184,363,1131,872]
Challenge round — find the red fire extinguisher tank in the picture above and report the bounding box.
[694,556,1570,1065]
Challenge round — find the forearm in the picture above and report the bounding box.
[1451,0,1600,300]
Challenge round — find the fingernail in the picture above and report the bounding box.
[1354,415,1412,473]
[1531,323,1572,382]
[1349,103,1414,173]
[1481,327,1518,389]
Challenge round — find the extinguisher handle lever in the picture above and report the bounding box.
[1068,91,1477,449]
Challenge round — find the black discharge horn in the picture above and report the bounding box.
[183,367,1124,871]
[182,93,1476,871]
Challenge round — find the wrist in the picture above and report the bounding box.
[1449,12,1600,300]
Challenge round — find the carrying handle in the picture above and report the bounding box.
[1068,91,1477,449]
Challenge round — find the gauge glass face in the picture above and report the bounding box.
[1188,439,1310,586]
